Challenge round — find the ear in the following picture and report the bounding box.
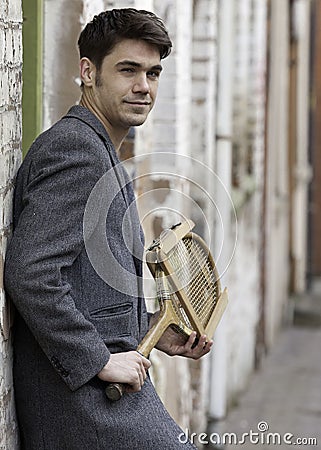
[80,57,96,87]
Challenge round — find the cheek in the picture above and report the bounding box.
[150,84,156,95]
[151,83,159,99]
[100,86,121,109]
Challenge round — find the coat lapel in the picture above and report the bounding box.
[64,105,144,277]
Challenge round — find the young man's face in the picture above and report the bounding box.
[91,39,163,131]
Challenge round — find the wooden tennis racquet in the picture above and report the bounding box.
[105,220,228,401]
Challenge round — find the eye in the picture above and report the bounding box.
[120,67,135,74]
[147,70,161,80]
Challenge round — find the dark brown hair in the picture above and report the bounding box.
[78,8,172,72]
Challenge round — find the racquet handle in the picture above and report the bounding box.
[105,303,177,401]
[105,382,125,401]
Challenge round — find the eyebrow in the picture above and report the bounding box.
[116,60,163,72]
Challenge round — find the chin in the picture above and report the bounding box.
[125,115,148,127]
[122,107,152,125]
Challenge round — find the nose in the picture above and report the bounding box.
[132,74,150,94]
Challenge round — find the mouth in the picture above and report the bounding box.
[124,100,151,107]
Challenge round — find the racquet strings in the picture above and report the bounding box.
[164,235,220,330]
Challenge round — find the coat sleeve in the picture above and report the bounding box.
[4,130,111,391]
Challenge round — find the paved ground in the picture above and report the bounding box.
[208,287,321,450]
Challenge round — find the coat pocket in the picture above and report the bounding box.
[89,303,133,338]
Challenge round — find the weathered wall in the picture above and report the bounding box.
[43,0,84,129]
[264,0,291,347]
[0,0,23,448]
[224,0,268,406]
[290,0,310,293]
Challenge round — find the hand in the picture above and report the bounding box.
[97,351,151,393]
[155,327,213,360]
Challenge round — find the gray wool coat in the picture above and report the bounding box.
[4,106,196,450]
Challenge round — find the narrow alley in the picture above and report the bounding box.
[211,286,321,449]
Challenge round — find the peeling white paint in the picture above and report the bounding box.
[0,0,22,447]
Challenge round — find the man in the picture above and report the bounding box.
[5,9,212,449]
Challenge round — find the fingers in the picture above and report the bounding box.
[126,352,151,392]
[184,333,213,359]
[98,351,151,392]
[136,354,150,386]
[140,354,152,370]
[186,331,198,347]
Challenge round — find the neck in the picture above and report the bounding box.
[79,91,128,151]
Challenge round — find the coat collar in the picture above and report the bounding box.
[65,105,113,148]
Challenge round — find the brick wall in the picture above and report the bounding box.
[0,0,23,447]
